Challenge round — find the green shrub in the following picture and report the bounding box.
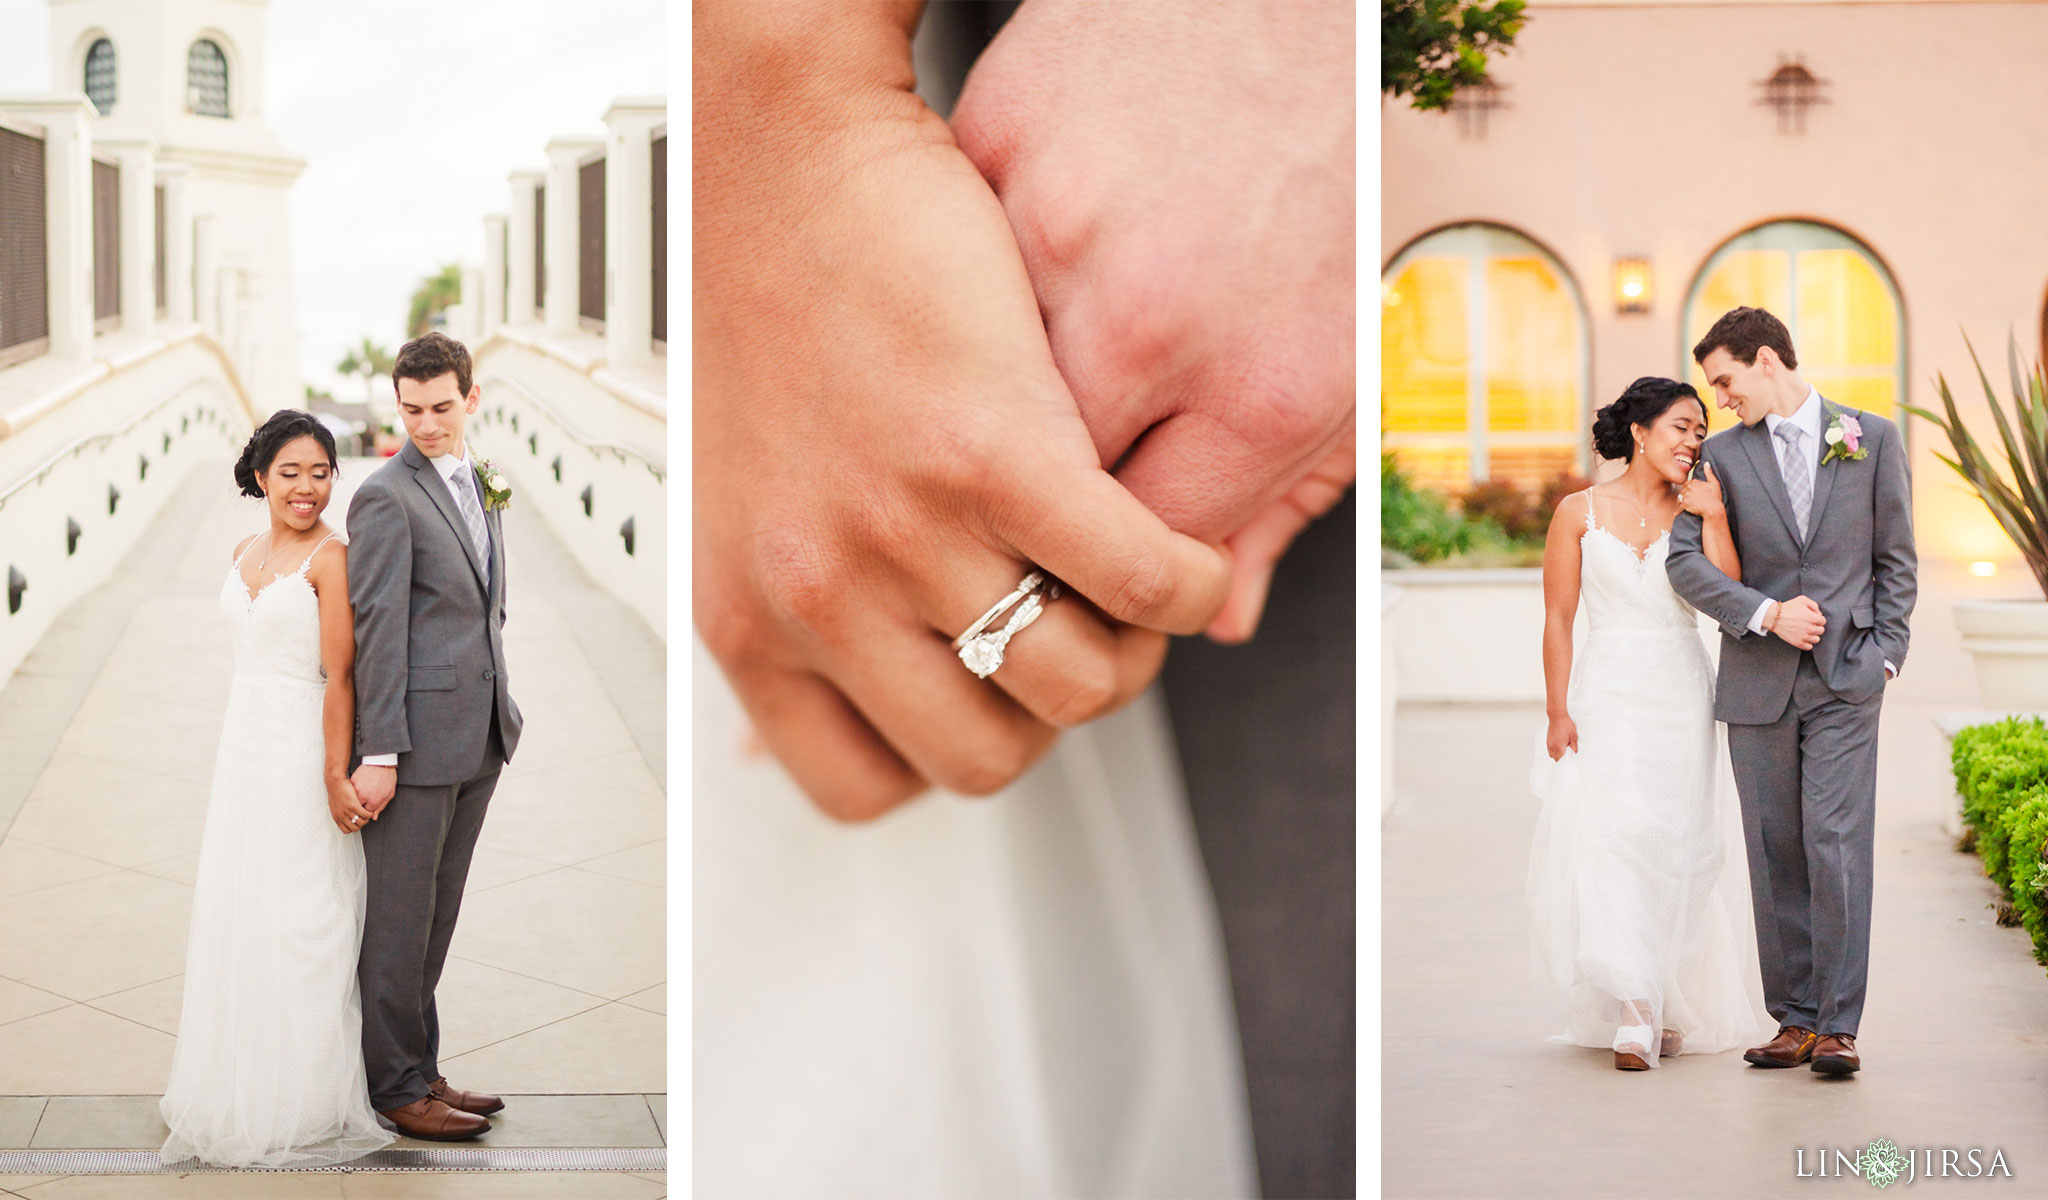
[1952,717,2048,965]
[1381,452,1480,562]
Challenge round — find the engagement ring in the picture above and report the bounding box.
[954,570,1059,679]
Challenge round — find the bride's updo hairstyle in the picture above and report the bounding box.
[234,409,339,498]
[1591,377,1705,462]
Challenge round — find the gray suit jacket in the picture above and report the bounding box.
[347,440,523,785]
[1666,399,1916,725]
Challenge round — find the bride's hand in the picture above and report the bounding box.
[1676,461,1725,519]
[328,777,376,835]
[1545,714,1579,761]
[695,4,1233,821]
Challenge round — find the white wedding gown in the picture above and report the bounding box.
[159,534,393,1167]
[693,639,1257,1198]
[1526,510,1769,1064]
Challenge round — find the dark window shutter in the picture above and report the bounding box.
[0,124,49,353]
[93,158,119,323]
[578,156,605,324]
[187,40,229,118]
[85,39,117,115]
[651,134,665,345]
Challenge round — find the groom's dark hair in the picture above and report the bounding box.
[1692,306,1798,370]
[392,332,474,397]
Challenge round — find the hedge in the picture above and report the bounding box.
[1952,716,2048,966]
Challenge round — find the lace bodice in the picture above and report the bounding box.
[219,533,340,686]
[1577,505,1698,635]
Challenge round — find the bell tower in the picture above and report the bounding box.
[46,0,304,408]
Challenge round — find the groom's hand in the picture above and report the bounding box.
[1769,595,1826,650]
[695,0,1234,821]
[952,0,1356,641]
[351,764,397,814]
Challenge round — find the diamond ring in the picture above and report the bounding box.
[954,570,1059,679]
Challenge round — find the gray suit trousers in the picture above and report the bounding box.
[1725,654,1881,1038]
[359,720,505,1110]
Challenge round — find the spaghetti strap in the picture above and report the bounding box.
[1579,488,1600,532]
[233,534,264,569]
[295,532,344,577]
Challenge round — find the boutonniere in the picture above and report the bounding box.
[1821,413,1867,465]
[474,458,512,511]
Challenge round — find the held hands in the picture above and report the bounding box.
[328,774,378,834]
[952,0,1355,641]
[695,9,1234,821]
[1676,462,1725,520]
[349,764,397,816]
[1545,714,1579,762]
[1768,596,1826,651]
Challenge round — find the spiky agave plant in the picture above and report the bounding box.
[1904,334,2048,597]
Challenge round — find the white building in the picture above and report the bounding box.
[44,0,302,407]
[0,0,306,688]
[441,96,668,640]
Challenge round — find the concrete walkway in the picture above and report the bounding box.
[1384,566,2048,1198]
[0,457,665,1197]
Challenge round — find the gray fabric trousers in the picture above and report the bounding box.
[358,724,505,1111]
[1725,653,1882,1038]
[1164,492,1355,1200]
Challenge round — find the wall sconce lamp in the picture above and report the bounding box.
[1614,258,1652,314]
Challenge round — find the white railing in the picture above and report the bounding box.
[470,337,664,640]
[0,329,255,687]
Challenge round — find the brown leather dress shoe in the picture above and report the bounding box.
[430,1077,506,1117]
[380,1096,490,1141]
[1811,1033,1860,1075]
[1743,1025,1819,1068]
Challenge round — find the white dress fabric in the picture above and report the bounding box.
[693,639,1257,1198]
[160,534,393,1167]
[1526,508,1770,1064]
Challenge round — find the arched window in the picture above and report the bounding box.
[186,39,230,118]
[1382,223,1589,494]
[1684,221,1904,432]
[84,38,116,115]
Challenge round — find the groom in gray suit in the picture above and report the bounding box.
[348,332,523,1139]
[1667,306,1915,1077]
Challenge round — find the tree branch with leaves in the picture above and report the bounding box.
[1383,0,1526,111]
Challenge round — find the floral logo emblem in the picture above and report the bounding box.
[1861,1138,1907,1189]
[1823,412,1868,466]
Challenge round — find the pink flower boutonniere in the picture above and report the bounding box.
[474,457,512,512]
[1822,413,1867,466]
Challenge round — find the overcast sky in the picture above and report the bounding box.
[0,0,665,400]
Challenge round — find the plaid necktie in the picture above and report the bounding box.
[450,463,491,588]
[1776,422,1810,541]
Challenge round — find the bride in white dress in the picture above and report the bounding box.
[694,645,1256,1198]
[1529,377,1769,1070]
[159,412,393,1166]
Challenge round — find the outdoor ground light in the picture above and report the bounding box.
[1614,257,1652,314]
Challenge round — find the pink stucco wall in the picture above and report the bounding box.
[1384,0,2048,567]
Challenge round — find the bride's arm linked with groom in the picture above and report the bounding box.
[692,0,1355,820]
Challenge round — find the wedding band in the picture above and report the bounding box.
[954,570,1059,679]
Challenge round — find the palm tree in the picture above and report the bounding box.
[406,264,463,339]
[337,337,394,407]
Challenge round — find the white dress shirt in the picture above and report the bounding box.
[1743,386,1896,678]
[362,442,484,770]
